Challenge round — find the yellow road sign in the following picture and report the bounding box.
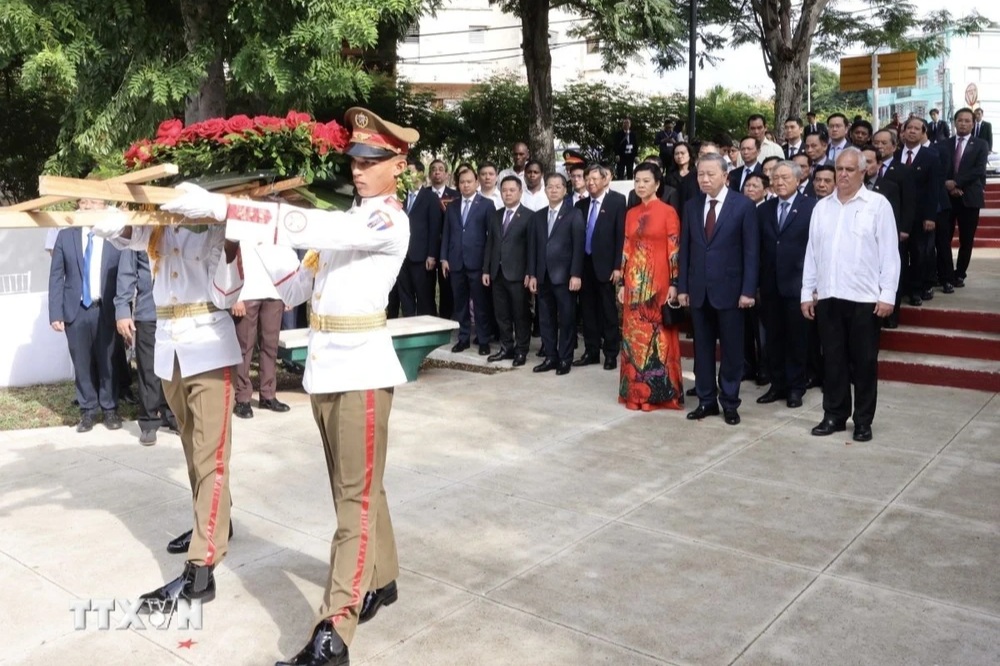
[839,51,918,91]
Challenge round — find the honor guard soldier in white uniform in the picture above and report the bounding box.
[94,203,244,608]
[158,106,416,666]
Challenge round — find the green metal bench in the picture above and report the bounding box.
[277,315,459,382]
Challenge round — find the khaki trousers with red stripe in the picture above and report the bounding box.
[311,388,399,646]
[162,358,235,567]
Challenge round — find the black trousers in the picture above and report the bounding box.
[807,318,824,384]
[437,263,453,320]
[690,303,744,410]
[114,334,132,394]
[579,256,620,357]
[134,320,172,432]
[492,275,530,355]
[742,305,763,380]
[816,298,881,426]
[397,259,437,317]
[934,208,956,285]
[616,155,636,180]
[65,303,117,413]
[952,199,981,280]
[892,240,907,315]
[538,278,576,363]
[451,268,489,345]
[906,224,936,295]
[760,294,808,394]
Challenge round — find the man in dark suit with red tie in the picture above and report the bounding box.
[441,167,494,355]
[530,173,585,375]
[483,176,533,366]
[574,164,626,370]
[757,161,817,408]
[678,153,760,425]
[941,107,990,288]
[397,160,444,316]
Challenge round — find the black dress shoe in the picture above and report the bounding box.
[755,373,770,387]
[535,348,546,357]
[533,359,557,373]
[103,410,123,430]
[139,561,215,612]
[786,393,803,408]
[512,354,526,367]
[603,357,617,370]
[556,361,572,375]
[233,401,254,419]
[955,277,965,288]
[883,318,899,329]
[805,377,823,390]
[478,344,491,356]
[685,387,698,397]
[853,424,873,442]
[487,349,514,363]
[276,619,349,666]
[686,404,720,420]
[811,418,847,437]
[167,522,234,555]
[723,409,741,425]
[121,390,139,406]
[162,414,180,434]
[908,294,923,306]
[451,341,470,353]
[756,389,787,404]
[359,580,398,624]
[259,398,290,413]
[76,413,96,433]
[942,283,955,294]
[921,289,934,301]
[572,352,600,367]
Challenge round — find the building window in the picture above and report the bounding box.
[916,74,928,88]
[586,37,600,54]
[469,26,487,44]
[403,22,419,44]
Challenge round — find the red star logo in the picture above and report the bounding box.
[177,639,197,649]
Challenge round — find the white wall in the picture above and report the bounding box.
[949,30,1000,116]
[0,292,74,387]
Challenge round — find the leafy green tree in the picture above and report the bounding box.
[808,64,870,119]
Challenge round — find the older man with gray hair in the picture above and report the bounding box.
[801,147,900,442]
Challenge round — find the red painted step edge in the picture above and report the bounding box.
[880,359,1000,392]
[880,330,1000,361]
[898,308,1000,334]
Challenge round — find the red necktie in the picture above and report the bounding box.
[905,150,914,165]
[705,199,718,240]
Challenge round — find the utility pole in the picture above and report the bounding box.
[687,0,697,140]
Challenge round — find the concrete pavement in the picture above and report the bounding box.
[1,359,998,665]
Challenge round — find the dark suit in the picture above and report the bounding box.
[627,185,681,215]
[679,189,760,410]
[929,119,951,143]
[398,187,443,316]
[941,134,989,281]
[613,129,639,179]
[442,193,493,345]
[805,122,827,136]
[529,203,585,364]
[49,227,122,414]
[484,205,533,355]
[433,186,458,319]
[758,194,816,396]
[728,163,762,193]
[575,190,627,358]
[896,145,943,299]
[781,142,804,159]
[974,120,993,151]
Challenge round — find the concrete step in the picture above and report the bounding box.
[878,350,1000,392]
[897,306,1000,334]
[881,325,1000,361]
[952,238,1000,249]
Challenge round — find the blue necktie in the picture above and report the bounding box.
[778,202,789,232]
[407,192,416,213]
[461,199,470,227]
[82,231,94,307]
[586,199,599,254]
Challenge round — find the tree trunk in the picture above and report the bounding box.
[179,0,228,123]
[520,0,554,171]
[771,51,809,127]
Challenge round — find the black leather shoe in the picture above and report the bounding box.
[883,317,899,329]
[908,294,922,306]
[259,397,290,412]
[572,352,600,367]
[76,413,95,433]
[167,522,234,555]
[723,409,740,425]
[603,357,617,370]
[478,344,491,356]
[276,619,349,666]
[487,349,514,363]
[556,361,572,375]
[121,389,139,406]
[103,410,123,430]
[451,341,470,353]
[811,418,847,437]
[686,404,720,420]
[163,414,180,433]
[533,359,557,373]
[139,561,215,612]
[921,289,934,301]
[853,424,873,442]
[535,348,546,357]
[685,387,698,397]
[942,283,955,294]
[786,393,804,409]
[512,354,526,367]
[805,377,823,390]
[955,277,965,288]
[755,373,770,387]
[358,580,397,624]
[756,389,786,404]
[233,401,254,419]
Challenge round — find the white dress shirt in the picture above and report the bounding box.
[520,187,548,212]
[801,187,900,305]
[827,140,848,162]
[112,225,244,380]
[900,144,923,164]
[702,186,730,222]
[45,228,60,251]
[497,168,526,187]
[760,139,784,161]
[79,227,104,301]
[477,187,504,210]
[572,191,588,206]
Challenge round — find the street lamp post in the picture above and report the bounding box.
[687,0,697,140]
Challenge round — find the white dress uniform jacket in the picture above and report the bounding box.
[111,225,244,379]
[255,196,410,395]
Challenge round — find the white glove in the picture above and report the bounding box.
[161,182,228,221]
[91,209,129,239]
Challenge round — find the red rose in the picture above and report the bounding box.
[311,120,351,155]
[225,114,255,135]
[124,139,154,168]
[285,110,312,129]
[325,120,351,152]
[254,115,284,132]
[154,118,184,147]
[194,117,228,140]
